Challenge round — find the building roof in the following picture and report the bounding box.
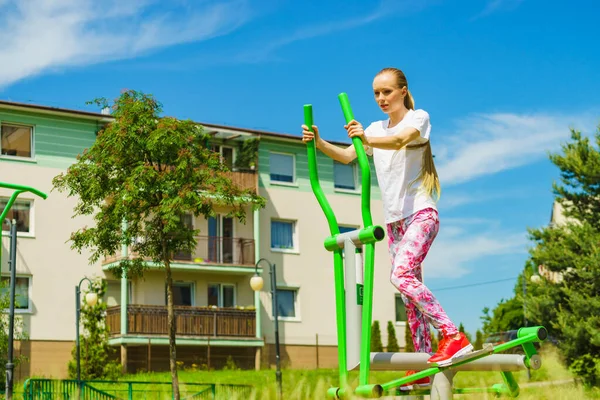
[0,99,351,147]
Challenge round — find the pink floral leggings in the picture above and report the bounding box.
[387,207,458,353]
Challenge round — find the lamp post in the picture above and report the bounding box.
[75,277,99,384]
[5,219,17,400]
[250,258,282,400]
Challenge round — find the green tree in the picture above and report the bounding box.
[480,298,524,337]
[474,330,484,350]
[67,278,120,380]
[483,127,600,386]
[0,279,28,391]
[371,321,383,352]
[525,127,600,386]
[458,322,472,342]
[386,321,400,352]
[52,90,265,399]
[404,324,414,352]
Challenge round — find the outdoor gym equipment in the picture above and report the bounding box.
[1,181,47,400]
[304,94,547,399]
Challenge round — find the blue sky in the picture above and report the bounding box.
[1,0,599,335]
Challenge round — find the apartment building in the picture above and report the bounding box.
[0,99,409,379]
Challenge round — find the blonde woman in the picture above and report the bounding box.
[301,67,472,388]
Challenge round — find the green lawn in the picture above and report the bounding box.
[13,345,600,399]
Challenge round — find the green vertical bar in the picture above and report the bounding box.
[359,243,375,385]
[304,105,347,390]
[338,93,376,386]
[337,93,373,227]
[304,105,340,235]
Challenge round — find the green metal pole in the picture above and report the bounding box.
[337,93,377,387]
[304,105,348,392]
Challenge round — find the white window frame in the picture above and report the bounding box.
[0,122,35,161]
[166,281,195,307]
[274,285,300,322]
[270,218,299,254]
[269,151,297,186]
[1,197,35,238]
[394,294,407,326]
[1,275,32,314]
[333,161,359,193]
[207,282,236,308]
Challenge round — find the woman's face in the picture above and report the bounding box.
[372,72,407,114]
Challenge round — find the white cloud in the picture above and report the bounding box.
[435,110,599,187]
[471,0,524,20]
[230,0,436,64]
[0,0,254,88]
[424,218,528,278]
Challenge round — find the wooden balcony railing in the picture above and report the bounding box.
[225,170,258,193]
[103,236,255,266]
[106,305,256,338]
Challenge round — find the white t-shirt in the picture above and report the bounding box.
[364,109,438,224]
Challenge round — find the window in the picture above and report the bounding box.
[1,199,32,234]
[269,153,294,183]
[208,283,235,308]
[1,276,31,312]
[339,225,357,234]
[211,145,234,170]
[271,220,296,251]
[395,294,407,323]
[174,213,194,261]
[276,288,298,319]
[166,282,194,306]
[334,161,357,191]
[1,123,33,158]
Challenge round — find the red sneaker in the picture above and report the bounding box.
[399,370,431,391]
[428,332,473,367]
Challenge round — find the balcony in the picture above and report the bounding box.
[225,170,258,193]
[103,236,255,267]
[106,305,256,338]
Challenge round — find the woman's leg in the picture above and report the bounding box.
[389,208,459,338]
[387,222,432,353]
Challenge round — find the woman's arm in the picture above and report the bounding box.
[302,124,357,164]
[346,120,421,151]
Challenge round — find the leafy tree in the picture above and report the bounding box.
[371,321,383,352]
[386,321,400,352]
[480,297,524,337]
[0,279,28,391]
[52,90,265,399]
[67,278,120,380]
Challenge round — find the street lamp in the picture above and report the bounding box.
[251,258,282,400]
[76,277,99,383]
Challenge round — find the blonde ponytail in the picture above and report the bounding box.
[405,89,415,110]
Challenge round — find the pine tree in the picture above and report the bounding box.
[404,323,414,352]
[474,330,484,350]
[370,321,383,352]
[386,321,400,352]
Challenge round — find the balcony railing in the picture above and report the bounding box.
[225,170,258,193]
[103,236,255,266]
[106,305,256,338]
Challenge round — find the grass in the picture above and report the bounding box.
[13,345,600,399]
[113,345,599,399]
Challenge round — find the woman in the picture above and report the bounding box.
[301,67,472,388]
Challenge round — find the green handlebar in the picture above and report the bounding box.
[0,182,47,200]
[337,93,373,228]
[304,105,340,236]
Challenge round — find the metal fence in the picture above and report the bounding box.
[22,379,254,400]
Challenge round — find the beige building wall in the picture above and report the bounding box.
[256,186,407,350]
